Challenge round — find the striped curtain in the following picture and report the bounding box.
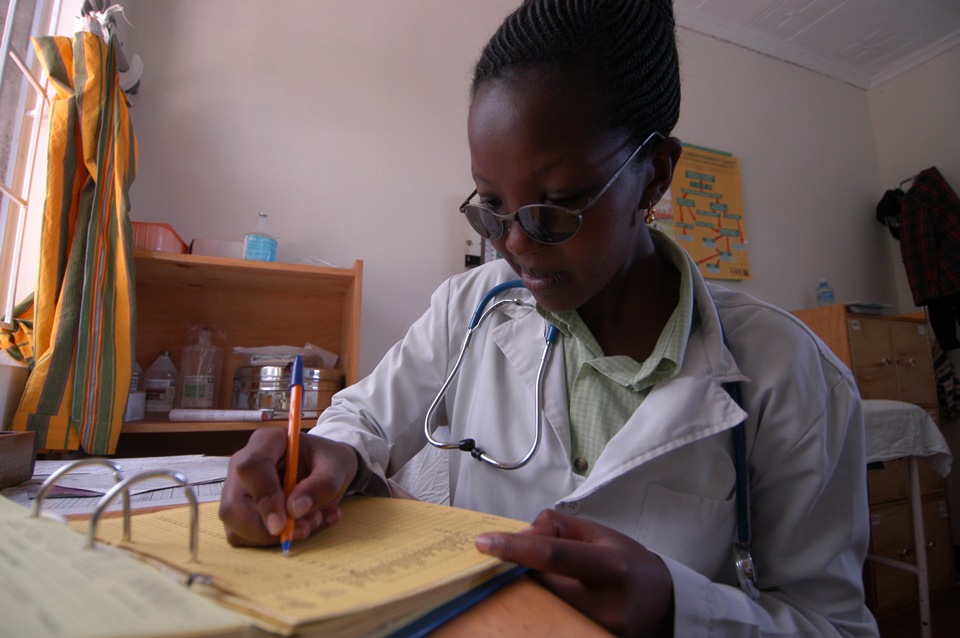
[9,18,138,454]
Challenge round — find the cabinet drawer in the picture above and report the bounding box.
[864,498,956,612]
[867,458,945,506]
[867,502,920,611]
[924,498,955,593]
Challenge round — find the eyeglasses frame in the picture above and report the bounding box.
[460,130,665,244]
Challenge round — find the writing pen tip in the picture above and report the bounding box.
[281,540,291,557]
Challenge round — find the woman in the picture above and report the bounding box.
[220,1,878,635]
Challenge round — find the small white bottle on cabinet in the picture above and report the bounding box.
[243,212,278,262]
[144,351,178,419]
[815,279,835,307]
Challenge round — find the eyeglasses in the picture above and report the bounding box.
[460,131,663,245]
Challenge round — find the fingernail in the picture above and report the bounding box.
[475,534,492,552]
[290,496,312,518]
[266,512,284,536]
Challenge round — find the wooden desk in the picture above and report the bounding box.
[432,575,611,637]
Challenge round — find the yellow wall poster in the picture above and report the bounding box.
[658,144,751,280]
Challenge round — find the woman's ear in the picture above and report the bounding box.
[643,136,682,207]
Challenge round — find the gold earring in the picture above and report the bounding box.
[644,205,657,224]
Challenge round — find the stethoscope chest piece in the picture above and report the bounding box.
[733,544,760,601]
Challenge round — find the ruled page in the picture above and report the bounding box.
[0,496,246,638]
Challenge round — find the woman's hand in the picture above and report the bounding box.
[219,428,359,547]
[475,509,674,638]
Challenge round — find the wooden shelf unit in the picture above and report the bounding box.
[125,251,361,450]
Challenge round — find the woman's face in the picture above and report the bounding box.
[467,67,658,313]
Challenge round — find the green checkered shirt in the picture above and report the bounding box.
[537,232,695,476]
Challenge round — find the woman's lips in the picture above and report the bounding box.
[520,269,564,293]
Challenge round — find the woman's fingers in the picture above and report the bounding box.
[219,430,358,547]
[476,509,674,636]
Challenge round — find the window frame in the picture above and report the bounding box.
[0,0,65,331]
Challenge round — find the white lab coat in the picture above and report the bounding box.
[313,255,879,637]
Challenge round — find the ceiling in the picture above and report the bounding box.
[674,0,960,89]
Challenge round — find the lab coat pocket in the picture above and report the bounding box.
[636,482,737,581]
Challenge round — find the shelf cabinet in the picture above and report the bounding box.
[119,251,362,455]
[793,305,939,422]
[792,304,952,615]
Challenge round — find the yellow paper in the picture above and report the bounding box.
[0,496,246,638]
[83,496,527,635]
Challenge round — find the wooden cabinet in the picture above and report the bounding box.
[793,304,939,422]
[792,304,953,614]
[867,496,955,612]
[117,251,362,455]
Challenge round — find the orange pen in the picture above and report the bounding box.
[280,355,303,556]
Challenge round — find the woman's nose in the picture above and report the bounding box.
[502,216,542,255]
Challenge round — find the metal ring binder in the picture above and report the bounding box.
[87,470,200,562]
[28,458,201,561]
[32,459,130,538]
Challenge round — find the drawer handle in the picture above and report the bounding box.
[899,546,914,559]
[927,541,937,551]
[880,357,893,366]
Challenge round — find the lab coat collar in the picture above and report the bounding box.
[480,257,747,498]
[573,257,751,499]
[490,307,573,460]
[485,251,751,501]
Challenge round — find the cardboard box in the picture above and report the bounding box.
[0,430,35,488]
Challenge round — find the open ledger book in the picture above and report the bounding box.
[74,495,529,637]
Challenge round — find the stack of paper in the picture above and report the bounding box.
[0,496,247,637]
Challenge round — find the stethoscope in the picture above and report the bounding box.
[424,280,559,470]
[423,281,760,600]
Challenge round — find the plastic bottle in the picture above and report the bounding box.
[816,279,835,307]
[123,361,145,422]
[243,212,278,262]
[175,328,224,409]
[144,351,178,419]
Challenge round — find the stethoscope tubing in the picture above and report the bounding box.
[424,281,558,469]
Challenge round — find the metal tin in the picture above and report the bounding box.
[232,365,344,419]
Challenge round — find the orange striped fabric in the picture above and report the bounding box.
[0,293,35,366]
[9,22,138,453]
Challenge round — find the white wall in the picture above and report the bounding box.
[674,29,895,312]
[118,0,516,376]
[114,1,946,376]
[868,45,960,312]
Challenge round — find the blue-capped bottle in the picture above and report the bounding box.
[243,212,278,262]
[816,279,835,307]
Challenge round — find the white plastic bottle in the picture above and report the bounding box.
[175,327,224,409]
[144,351,178,419]
[243,212,278,262]
[815,279,835,307]
[123,361,145,422]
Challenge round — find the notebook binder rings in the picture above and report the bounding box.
[32,457,200,560]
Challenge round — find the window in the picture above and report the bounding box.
[0,0,71,330]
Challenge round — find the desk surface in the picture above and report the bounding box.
[431,575,611,637]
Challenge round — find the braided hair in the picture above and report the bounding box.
[471,0,680,146]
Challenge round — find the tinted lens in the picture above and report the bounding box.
[461,205,504,240]
[516,206,581,244]
[461,203,581,244]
